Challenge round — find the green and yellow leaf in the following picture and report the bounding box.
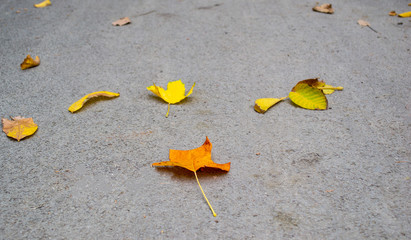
[289,79,328,110]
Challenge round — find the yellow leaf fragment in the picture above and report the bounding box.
[34,0,51,8]
[112,17,131,26]
[313,3,334,14]
[2,116,38,141]
[68,91,120,113]
[147,80,195,117]
[289,79,328,110]
[20,55,40,70]
[317,84,344,95]
[398,11,411,18]
[254,97,287,113]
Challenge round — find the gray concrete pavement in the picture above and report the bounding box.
[1,0,410,239]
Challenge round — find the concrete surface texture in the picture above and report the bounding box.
[0,0,410,239]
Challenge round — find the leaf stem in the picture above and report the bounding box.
[166,104,170,118]
[367,25,378,33]
[193,170,217,217]
[317,86,344,90]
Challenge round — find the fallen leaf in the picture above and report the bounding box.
[34,0,51,8]
[288,79,328,110]
[68,91,120,113]
[389,11,397,16]
[358,19,378,32]
[312,3,334,14]
[152,137,230,172]
[254,97,287,113]
[147,79,195,117]
[320,84,344,95]
[2,116,38,141]
[20,55,40,70]
[112,17,131,26]
[398,11,411,18]
[152,137,230,216]
[357,19,370,27]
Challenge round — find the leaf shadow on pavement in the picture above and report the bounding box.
[155,166,229,182]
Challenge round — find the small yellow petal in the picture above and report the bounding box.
[398,11,411,18]
[68,91,119,113]
[34,0,51,8]
[147,84,163,98]
[254,97,287,113]
[186,82,196,97]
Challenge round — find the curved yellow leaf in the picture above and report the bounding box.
[289,80,328,110]
[254,97,287,113]
[68,91,120,113]
[21,55,40,70]
[2,116,38,141]
[34,0,51,8]
[398,11,411,18]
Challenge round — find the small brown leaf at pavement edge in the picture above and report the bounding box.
[112,17,131,26]
[313,3,334,14]
[21,55,40,70]
[389,11,397,16]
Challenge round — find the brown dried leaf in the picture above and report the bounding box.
[313,3,334,14]
[112,17,131,26]
[389,11,397,16]
[21,55,40,70]
[357,19,370,27]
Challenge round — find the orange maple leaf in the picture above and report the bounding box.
[152,136,230,172]
[152,137,230,216]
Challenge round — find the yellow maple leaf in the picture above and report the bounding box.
[152,137,230,217]
[147,79,195,117]
[34,0,51,8]
[2,116,38,141]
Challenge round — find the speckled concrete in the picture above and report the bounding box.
[0,0,410,239]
